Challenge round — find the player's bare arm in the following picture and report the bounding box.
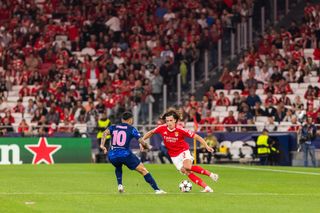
[138,138,150,150]
[100,129,110,154]
[194,134,214,153]
[142,130,155,141]
[140,130,154,151]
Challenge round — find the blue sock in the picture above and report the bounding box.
[144,173,160,190]
[115,167,122,185]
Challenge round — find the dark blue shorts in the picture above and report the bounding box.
[108,149,141,170]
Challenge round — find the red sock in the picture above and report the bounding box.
[191,165,211,176]
[188,173,207,188]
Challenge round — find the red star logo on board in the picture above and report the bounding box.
[25,137,61,164]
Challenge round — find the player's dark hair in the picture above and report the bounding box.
[122,111,133,120]
[162,110,180,121]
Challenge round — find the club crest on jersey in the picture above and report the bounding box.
[175,132,179,137]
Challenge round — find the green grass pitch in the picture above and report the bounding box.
[0,164,319,213]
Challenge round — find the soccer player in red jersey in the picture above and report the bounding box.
[141,110,219,192]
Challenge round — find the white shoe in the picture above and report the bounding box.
[201,186,213,193]
[118,184,124,193]
[155,189,167,194]
[210,173,219,182]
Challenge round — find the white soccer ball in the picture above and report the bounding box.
[179,180,192,192]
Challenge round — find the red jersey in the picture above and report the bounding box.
[153,124,195,157]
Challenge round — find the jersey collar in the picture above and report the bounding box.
[167,125,176,132]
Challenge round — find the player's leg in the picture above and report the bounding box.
[108,155,125,193]
[126,153,165,193]
[172,150,213,192]
[190,165,219,182]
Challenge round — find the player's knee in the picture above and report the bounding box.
[137,166,148,175]
[183,165,191,172]
[180,167,189,175]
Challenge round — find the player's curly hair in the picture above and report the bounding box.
[161,109,180,121]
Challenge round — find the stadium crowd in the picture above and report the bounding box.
[0,0,256,135]
[181,1,320,133]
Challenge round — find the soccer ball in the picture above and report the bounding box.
[179,180,192,192]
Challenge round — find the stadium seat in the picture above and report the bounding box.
[304,49,314,58]
[278,122,291,131]
[12,113,23,124]
[299,83,310,89]
[227,106,238,112]
[231,140,244,148]
[287,94,296,103]
[11,85,22,91]
[289,83,299,90]
[211,111,220,117]
[244,140,256,147]
[255,88,265,95]
[184,122,195,131]
[215,106,227,112]
[310,71,317,76]
[256,116,268,123]
[219,141,232,148]
[88,79,98,87]
[74,123,87,133]
[7,96,20,102]
[229,147,241,160]
[55,35,68,41]
[241,146,253,158]
[255,122,265,132]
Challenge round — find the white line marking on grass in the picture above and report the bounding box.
[25,201,35,205]
[1,192,319,196]
[214,165,320,176]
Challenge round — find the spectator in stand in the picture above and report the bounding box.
[231,75,245,90]
[244,119,257,132]
[278,91,292,106]
[0,97,9,113]
[252,101,265,117]
[231,91,242,108]
[201,95,212,117]
[296,105,307,124]
[214,67,233,90]
[187,107,201,125]
[283,109,294,122]
[150,68,163,113]
[18,119,30,136]
[265,116,277,132]
[274,105,286,123]
[245,68,259,90]
[222,111,237,132]
[26,99,37,115]
[264,91,278,106]
[270,66,283,83]
[46,105,60,125]
[206,86,218,101]
[13,99,25,113]
[216,92,231,106]
[1,117,14,135]
[264,102,277,117]
[288,116,300,132]
[246,89,261,109]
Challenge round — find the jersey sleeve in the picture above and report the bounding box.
[152,125,163,134]
[108,125,114,133]
[132,127,141,140]
[179,127,195,138]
